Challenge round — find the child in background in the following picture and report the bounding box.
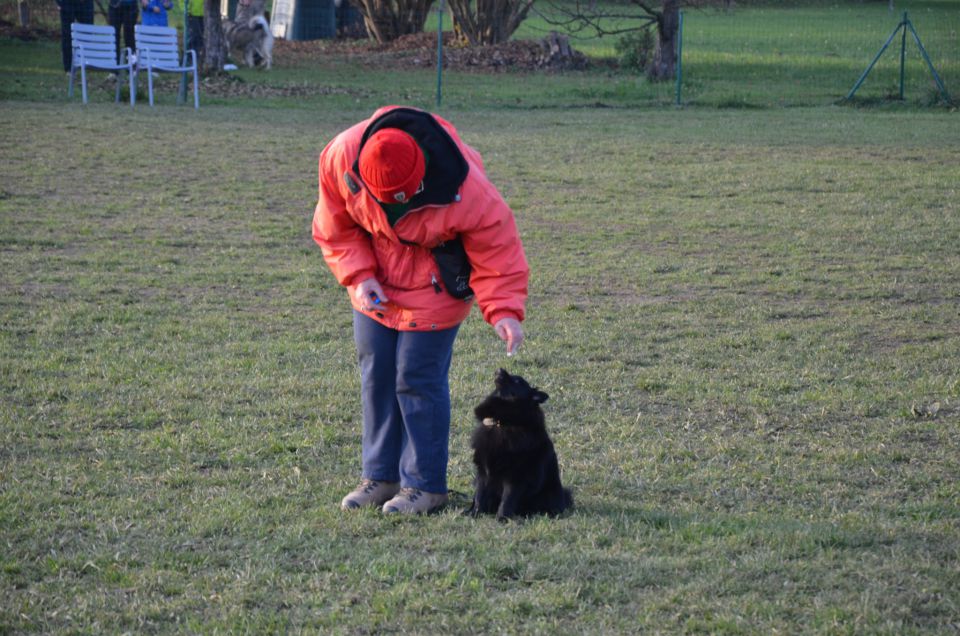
[141,0,173,26]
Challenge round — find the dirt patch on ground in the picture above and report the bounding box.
[199,74,373,98]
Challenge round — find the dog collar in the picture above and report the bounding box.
[482,418,500,428]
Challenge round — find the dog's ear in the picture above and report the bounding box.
[532,389,549,404]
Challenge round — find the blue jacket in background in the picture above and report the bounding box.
[141,0,172,26]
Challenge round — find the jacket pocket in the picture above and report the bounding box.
[373,237,436,292]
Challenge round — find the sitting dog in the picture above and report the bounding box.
[466,369,573,521]
[223,14,274,70]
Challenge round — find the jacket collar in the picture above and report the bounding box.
[352,107,469,209]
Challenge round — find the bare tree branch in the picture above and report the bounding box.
[536,0,660,36]
[537,0,726,80]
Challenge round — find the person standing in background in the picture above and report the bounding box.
[140,0,172,26]
[108,0,138,63]
[179,0,204,59]
[56,0,94,73]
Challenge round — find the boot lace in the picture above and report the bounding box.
[398,487,422,502]
[359,479,381,494]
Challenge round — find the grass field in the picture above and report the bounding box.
[2,2,960,634]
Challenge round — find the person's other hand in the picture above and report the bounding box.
[494,317,523,356]
[355,277,388,311]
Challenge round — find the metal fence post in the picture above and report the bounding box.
[675,11,684,106]
[847,10,952,104]
[846,16,904,100]
[899,11,907,100]
[436,0,444,109]
[179,0,190,102]
[905,17,952,103]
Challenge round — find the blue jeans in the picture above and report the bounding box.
[353,311,459,493]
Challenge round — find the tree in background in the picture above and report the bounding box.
[354,0,435,43]
[447,0,535,45]
[542,0,697,80]
[202,0,224,71]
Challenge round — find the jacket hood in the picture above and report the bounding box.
[352,107,470,209]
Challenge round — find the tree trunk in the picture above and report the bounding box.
[648,0,678,81]
[448,0,534,46]
[203,0,226,72]
[354,0,434,43]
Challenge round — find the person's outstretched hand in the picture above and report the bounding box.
[494,317,523,356]
[355,277,388,312]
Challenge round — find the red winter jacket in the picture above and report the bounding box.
[313,106,529,332]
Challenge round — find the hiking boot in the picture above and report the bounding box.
[340,479,400,510]
[382,487,448,515]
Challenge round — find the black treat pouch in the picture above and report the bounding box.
[432,237,474,299]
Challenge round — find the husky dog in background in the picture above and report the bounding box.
[223,14,274,69]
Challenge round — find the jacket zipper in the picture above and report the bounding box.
[430,273,442,294]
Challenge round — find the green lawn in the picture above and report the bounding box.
[2,4,960,633]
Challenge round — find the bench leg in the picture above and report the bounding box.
[147,67,155,106]
[80,66,88,104]
[129,68,136,106]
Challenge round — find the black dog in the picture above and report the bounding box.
[466,369,573,521]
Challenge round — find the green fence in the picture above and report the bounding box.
[678,1,958,107]
[2,0,956,107]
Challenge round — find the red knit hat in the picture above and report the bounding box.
[359,129,426,204]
